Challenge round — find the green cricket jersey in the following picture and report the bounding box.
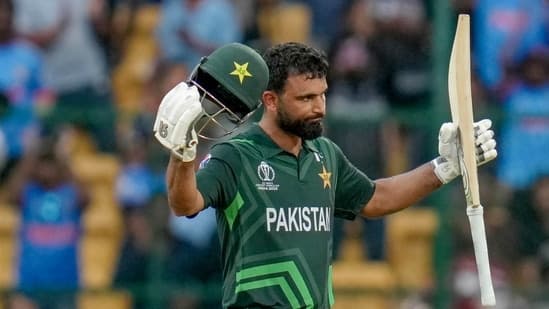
[196,123,375,308]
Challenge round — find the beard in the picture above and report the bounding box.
[276,107,323,140]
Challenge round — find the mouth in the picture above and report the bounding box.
[308,117,324,124]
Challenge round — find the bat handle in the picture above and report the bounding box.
[467,205,496,306]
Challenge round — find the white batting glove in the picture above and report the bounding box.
[153,82,204,162]
[432,119,498,184]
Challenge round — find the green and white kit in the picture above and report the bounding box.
[197,124,375,308]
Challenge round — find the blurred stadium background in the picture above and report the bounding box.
[0,0,548,308]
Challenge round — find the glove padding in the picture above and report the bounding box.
[433,119,498,184]
[153,82,204,162]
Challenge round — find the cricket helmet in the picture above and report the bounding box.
[189,43,269,139]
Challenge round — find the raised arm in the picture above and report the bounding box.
[165,156,205,216]
[361,119,497,218]
[153,82,205,216]
[361,162,442,218]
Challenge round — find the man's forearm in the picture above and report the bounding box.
[361,162,443,218]
[166,155,204,216]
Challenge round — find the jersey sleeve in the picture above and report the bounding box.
[196,142,240,210]
[332,141,376,220]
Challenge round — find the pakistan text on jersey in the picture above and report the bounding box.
[266,206,331,232]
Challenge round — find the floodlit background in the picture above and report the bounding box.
[0,0,548,308]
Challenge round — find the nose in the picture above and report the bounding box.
[312,95,326,116]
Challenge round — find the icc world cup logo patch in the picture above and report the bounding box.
[258,161,275,181]
[256,161,279,191]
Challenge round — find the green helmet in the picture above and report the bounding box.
[200,43,268,112]
[189,43,269,139]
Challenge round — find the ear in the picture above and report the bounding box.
[261,90,278,112]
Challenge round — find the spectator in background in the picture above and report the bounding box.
[473,0,549,96]
[0,93,9,174]
[85,0,163,69]
[326,0,386,262]
[113,133,156,280]
[368,0,432,174]
[163,152,221,309]
[0,0,49,181]
[474,175,549,308]
[370,0,431,112]
[115,131,160,212]
[165,207,221,309]
[508,175,549,289]
[155,0,242,72]
[254,0,313,49]
[109,0,165,124]
[5,135,89,308]
[301,0,351,49]
[14,0,116,152]
[497,47,549,190]
[113,132,157,308]
[328,0,381,102]
[231,0,261,46]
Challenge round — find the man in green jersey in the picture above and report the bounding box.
[153,42,497,308]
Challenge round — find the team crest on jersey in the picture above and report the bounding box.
[256,161,279,191]
[318,164,332,189]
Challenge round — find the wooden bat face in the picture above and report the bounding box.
[448,14,496,306]
[447,14,480,207]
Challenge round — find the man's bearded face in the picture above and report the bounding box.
[276,102,323,140]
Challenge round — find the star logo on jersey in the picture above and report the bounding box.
[318,165,332,189]
[230,61,252,84]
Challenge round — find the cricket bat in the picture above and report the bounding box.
[448,14,496,306]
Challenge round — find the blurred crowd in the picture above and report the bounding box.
[0,0,547,308]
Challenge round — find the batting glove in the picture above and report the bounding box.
[432,119,498,184]
[153,82,204,162]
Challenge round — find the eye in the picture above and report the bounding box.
[299,95,315,102]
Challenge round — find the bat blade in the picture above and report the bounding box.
[449,14,496,306]
[448,22,459,123]
[453,14,479,207]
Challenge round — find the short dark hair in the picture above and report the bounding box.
[263,42,329,93]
